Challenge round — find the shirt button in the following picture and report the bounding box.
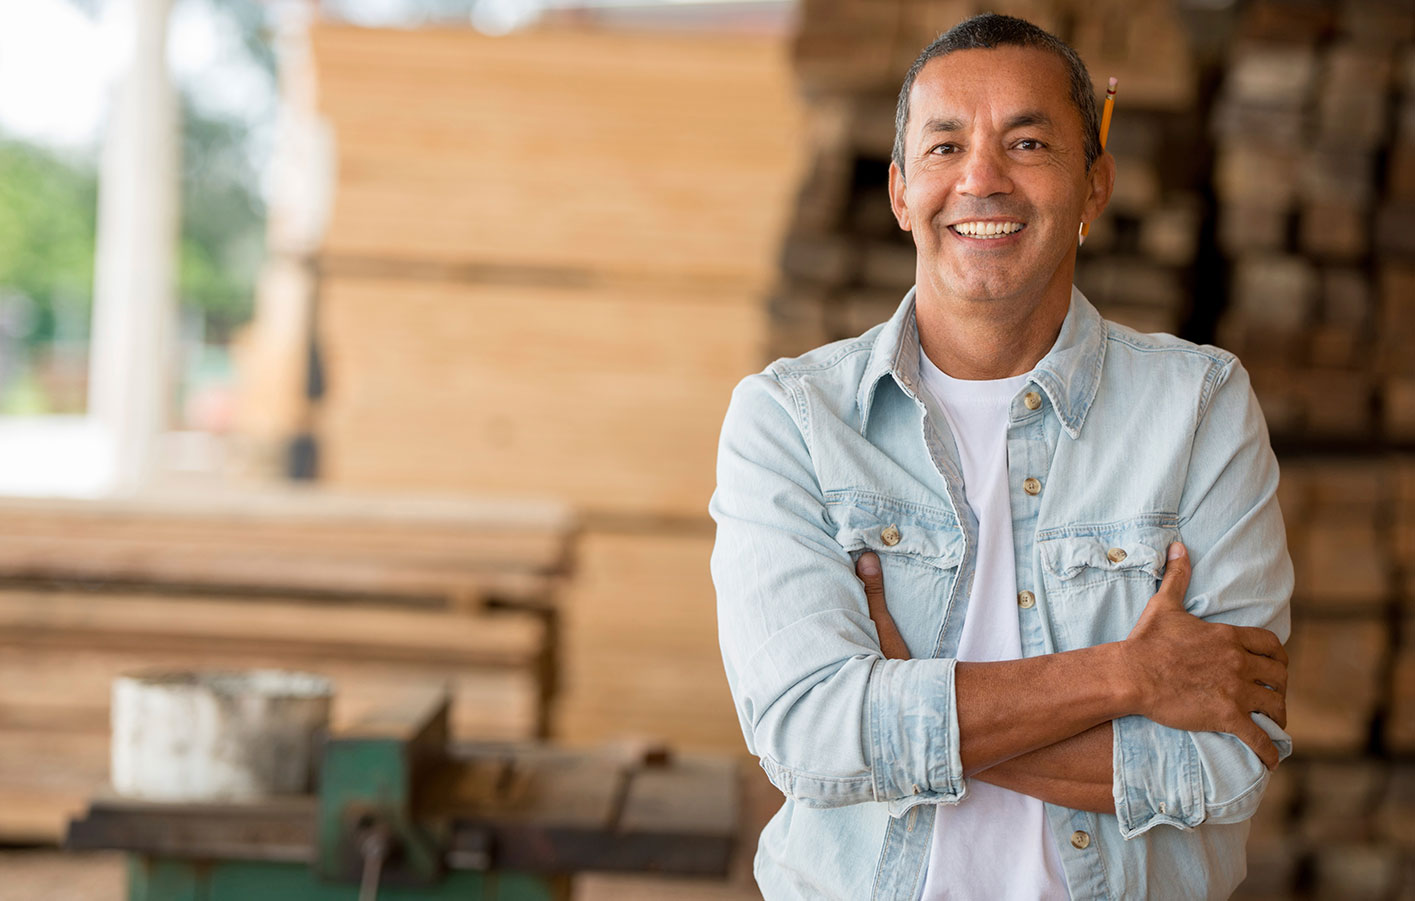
[1023,477,1042,496]
[881,524,901,546]
[1106,547,1127,564]
[912,784,922,794]
[1023,391,1042,411]
[1071,830,1091,850]
[1017,590,1036,609]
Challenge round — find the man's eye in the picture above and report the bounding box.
[1015,138,1045,150]
[930,143,960,154]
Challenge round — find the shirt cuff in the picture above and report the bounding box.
[867,657,967,817]
[1111,714,1205,838]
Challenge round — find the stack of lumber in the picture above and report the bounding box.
[774,0,1204,359]
[1208,5,1415,896]
[307,23,798,515]
[282,23,802,760]
[1244,456,1414,899]
[1212,0,1415,443]
[0,489,571,843]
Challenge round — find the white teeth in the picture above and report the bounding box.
[951,221,1024,238]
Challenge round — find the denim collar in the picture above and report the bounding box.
[857,284,1107,440]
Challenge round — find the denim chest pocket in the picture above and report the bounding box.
[826,491,965,658]
[1038,518,1179,651]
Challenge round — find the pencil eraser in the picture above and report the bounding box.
[1108,77,1118,90]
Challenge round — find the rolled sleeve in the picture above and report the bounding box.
[711,372,965,811]
[1112,356,1294,838]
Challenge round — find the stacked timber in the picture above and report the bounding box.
[0,489,570,842]
[1246,456,1414,900]
[1211,0,1415,444]
[1213,7,1415,896]
[283,22,803,759]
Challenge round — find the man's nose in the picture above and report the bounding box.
[954,145,1013,197]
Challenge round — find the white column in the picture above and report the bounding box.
[88,0,179,495]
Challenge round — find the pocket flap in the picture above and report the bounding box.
[1040,523,1176,582]
[827,492,965,567]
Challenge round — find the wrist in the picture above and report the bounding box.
[1108,639,1147,717]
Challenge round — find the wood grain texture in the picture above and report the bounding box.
[312,25,802,285]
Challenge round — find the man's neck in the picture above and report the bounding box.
[915,283,1071,381]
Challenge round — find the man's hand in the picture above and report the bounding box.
[1121,542,1289,770]
[855,541,1290,775]
[856,551,1113,811]
[857,552,911,659]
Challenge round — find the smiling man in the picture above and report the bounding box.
[710,13,1293,901]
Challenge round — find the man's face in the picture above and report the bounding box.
[888,46,1112,310]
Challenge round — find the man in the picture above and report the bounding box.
[709,13,1292,900]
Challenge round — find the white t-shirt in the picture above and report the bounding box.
[916,349,1069,901]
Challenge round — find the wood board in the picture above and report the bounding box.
[312,25,803,286]
[315,276,765,518]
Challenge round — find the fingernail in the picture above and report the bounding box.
[1168,542,1186,561]
[857,553,881,576]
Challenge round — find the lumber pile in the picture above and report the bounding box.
[255,22,805,762]
[0,489,571,843]
[1212,1,1415,444]
[1208,6,1415,897]
[307,24,797,519]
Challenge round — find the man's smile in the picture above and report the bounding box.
[947,219,1027,240]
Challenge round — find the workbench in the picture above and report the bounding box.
[67,692,737,900]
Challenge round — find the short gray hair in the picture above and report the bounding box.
[892,14,1102,176]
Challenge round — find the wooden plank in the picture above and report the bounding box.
[316,276,764,519]
[1286,619,1388,755]
[311,25,802,284]
[0,491,571,603]
[0,590,544,668]
[555,528,742,754]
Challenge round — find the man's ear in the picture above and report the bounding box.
[888,160,912,232]
[1081,151,1116,227]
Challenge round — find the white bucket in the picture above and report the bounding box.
[111,669,334,801]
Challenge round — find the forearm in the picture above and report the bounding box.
[955,642,1135,774]
[972,722,1114,813]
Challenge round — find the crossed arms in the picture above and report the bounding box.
[711,360,1293,832]
[859,539,1288,815]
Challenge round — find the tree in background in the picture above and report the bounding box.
[0,0,275,417]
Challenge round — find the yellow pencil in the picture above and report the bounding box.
[1078,76,1117,246]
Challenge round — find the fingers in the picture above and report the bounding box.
[857,553,911,660]
[857,552,887,615]
[1238,626,1288,665]
[1244,681,1288,730]
[1232,717,1281,771]
[1151,542,1191,608]
[1248,654,1289,699]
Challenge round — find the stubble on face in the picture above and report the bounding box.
[892,46,1097,325]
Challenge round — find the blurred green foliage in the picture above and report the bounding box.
[0,103,267,349]
[0,139,98,345]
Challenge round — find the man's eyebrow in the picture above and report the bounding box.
[920,116,965,135]
[920,112,1057,134]
[1004,111,1054,130]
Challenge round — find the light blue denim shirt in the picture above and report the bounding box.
[709,286,1293,900]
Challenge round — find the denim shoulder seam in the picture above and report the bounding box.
[767,339,873,377]
[1103,330,1234,367]
[1195,354,1236,425]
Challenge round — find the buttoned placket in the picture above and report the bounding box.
[1007,383,1109,897]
